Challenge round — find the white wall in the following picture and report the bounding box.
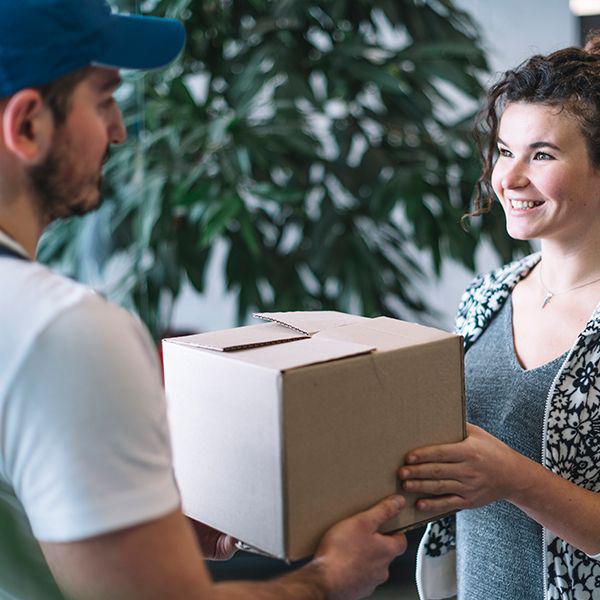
[458,0,576,74]
[171,0,577,333]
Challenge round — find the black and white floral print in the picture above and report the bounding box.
[422,516,455,558]
[418,253,600,600]
[573,361,597,394]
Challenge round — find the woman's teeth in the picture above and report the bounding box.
[510,199,544,210]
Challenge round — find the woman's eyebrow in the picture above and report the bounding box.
[529,141,562,151]
[497,137,562,151]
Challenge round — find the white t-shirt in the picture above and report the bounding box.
[0,231,180,598]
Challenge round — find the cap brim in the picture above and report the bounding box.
[93,14,185,71]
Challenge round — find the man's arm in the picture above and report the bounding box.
[41,496,407,600]
[41,510,211,599]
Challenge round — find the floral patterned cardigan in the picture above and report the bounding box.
[416,253,600,600]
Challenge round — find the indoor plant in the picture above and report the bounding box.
[39,0,528,339]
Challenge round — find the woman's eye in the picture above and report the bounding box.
[533,151,554,161]
[498,147,512,157]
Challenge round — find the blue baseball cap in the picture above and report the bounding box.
[0,0,186,97]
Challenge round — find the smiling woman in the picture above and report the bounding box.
[491,102,600,245]
[399,32,600,600]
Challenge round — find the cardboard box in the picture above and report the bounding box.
[163,311,465,561]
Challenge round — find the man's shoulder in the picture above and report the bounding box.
[1,261,91,357]
[0,261,151,389]
[1,259,94,317]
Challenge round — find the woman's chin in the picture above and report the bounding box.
[505,223,537,241]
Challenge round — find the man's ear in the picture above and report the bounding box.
[2,89,54,164]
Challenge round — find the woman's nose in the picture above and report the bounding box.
[501,162,529,190]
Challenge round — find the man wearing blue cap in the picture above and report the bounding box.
[0,1,408,598]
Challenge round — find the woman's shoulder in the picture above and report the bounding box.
[464,252,541,299]
[454,253,540,338]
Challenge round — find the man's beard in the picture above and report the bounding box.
[27,136,107,223]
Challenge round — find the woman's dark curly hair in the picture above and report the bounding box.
[468,32,600,218]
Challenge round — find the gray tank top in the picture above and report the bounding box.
[456,296,567,600]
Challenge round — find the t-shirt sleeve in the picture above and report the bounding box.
[3,294,181,542]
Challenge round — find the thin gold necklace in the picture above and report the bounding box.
[539,265,600,309]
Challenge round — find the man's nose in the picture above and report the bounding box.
[109,107,127,145]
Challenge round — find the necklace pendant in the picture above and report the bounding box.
[542,292,553,309]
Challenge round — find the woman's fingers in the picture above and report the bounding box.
[405,423,486,465]
[398,462,466,481]
[405,441,466,465]
[415,495,465,513]
[401,478,463,496]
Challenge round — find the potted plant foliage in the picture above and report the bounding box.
[39,0,528,339]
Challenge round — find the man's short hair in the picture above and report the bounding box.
[37,68,90,125]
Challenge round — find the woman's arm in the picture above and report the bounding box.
[398,424,600,556]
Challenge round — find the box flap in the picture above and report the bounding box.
[165,322,308,352]
[232,337,375,371]
[367,316,454,342]
[254,311,368,335]
[314,318,456,352]
[314,323,412,352]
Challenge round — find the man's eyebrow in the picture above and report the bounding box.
[497,137,562,151]
[97,75,122,93]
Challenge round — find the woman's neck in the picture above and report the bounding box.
[539,233,600,292]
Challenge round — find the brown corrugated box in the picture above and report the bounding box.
[163,311,465,561]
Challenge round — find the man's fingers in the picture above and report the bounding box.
[361,495,406,530]
[223,535,238,554]
[215,534,238,560]
[384,531,408,555]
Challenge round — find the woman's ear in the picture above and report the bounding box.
[2,89,54,164]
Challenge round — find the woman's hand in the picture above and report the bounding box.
[399,424,600,555]
[397,423,526,512]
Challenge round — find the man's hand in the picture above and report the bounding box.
[189,520,238,560]
[313,495,408,600]
[397,423,524,512]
